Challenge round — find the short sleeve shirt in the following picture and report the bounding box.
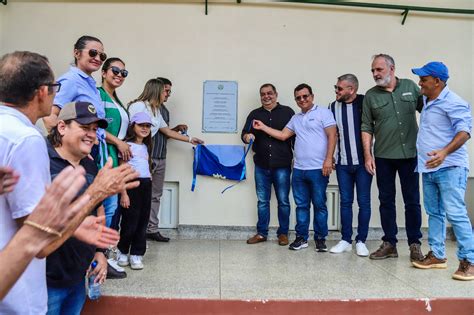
[286,104,336,170]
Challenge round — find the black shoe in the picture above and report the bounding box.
[315,239,328,252]
[289,236,308,250]
[106,264,127,279]
[147,231,170,242]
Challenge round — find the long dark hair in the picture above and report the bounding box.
[101,57,125,102]
[124,122,152,170]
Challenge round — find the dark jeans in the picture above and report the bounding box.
[118,178,152,255]
[292,168,329,241]
[375,157,422,246]
[335,164,372,243]
[46,279,86,315]
[254,165,291,237]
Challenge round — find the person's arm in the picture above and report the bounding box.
[252,120,294,141]
[37,158,140,258]
[0,166,90,300]
[323,126,337,176]
[0,167,20,195]
[159,127,204,145]
[171,124,188,133]
[105,131,132,161]
[425,131,470,169]
[362,132,376,175]
[88,252,108,284]
[42,105,61,133]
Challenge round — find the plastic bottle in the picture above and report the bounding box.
[88,261,101,300]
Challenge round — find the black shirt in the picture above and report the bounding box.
[46,140,98,288]
[241,103,295,169]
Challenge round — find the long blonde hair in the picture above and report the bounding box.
[128,78,164,115]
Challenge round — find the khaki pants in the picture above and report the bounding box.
[147,158,166,234]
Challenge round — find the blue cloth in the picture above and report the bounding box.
[254,165,291,237]
[335,164,372,243]
[417,86,472,173]
[192,141,252,192]
[46,279,86,315]
[54,66,107,167]
[292,168,329,241]
[423,166,474,263]
[103,194,118,228]
[375,157,422,246]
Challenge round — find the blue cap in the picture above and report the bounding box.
[411,62,449,82]
[130,112,154,126]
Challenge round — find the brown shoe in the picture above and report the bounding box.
[246,234,267,244]
[412,251,447,269]
[452,259,474,281]
[369,242,398,260]
[278,234,289,246]
[409,243,424,262]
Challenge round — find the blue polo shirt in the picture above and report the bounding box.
[286,104,336,170]
[416,86,472,173]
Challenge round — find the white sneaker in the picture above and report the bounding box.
[356,242,369,257]
[117,252,129,267]
[108,258,126,272]
[130,255,144,270]
[329,240,352,254]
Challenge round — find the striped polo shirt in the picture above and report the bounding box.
[329,94,365,166]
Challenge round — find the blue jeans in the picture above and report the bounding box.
[423,166,474,263]
[336,164,373,243]
[254,165,291,237]
[292,168,329,241]
[103,194,118,227]
[47,279,86,315]
[375,157,422,246]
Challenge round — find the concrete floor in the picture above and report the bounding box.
[103,239,473,301]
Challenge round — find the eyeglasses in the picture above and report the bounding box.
[295,94,310,101]
[43,82,61,93]
[334,85,352,91]
[87,49,107,62]
[109,66,128,78]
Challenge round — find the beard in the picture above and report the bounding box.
[375,74,392,87]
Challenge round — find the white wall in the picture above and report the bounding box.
[1,0,472,228]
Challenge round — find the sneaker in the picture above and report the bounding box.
[409,243,424,262]
[117,252,129,267]
[315,239,328,252]
[369,242,398,260]
[452,259,474,281]
[106,262,127,279]
[329,240,352,254]
[278,234,289,246]
[146,231,170,242]
[355,241,370,257]
[107,258,126,273]
[412,251,447,269]
[289,236,308,250]
[130,255,144,270]
[246,234,267,244]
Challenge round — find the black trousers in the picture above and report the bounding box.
[117,178,152,255]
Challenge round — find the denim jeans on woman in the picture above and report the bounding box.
[46,279,86,315]
[423,166,474,263]
[254,165,291,237]
[292,168,329,241]
[374,157,422,246]
[335,164,372,243]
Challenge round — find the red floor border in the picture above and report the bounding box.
[83,296,474,315]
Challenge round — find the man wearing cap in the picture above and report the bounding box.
[361,54,424,262]
[45,101,114,313]
[410,62,474,280]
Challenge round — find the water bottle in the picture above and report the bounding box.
[88,261,101,300]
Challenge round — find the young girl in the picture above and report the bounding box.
[117,112,154,270]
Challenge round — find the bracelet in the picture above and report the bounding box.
[24,220,62,238]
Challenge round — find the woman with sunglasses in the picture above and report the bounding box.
[44,35,109,168]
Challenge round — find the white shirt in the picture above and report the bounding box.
[127,142,151,178]
[128,101,167,137]
[0,105,50,314]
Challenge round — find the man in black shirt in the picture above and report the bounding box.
[242,84,295,246]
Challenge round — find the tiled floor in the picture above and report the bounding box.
[103,239,473,301]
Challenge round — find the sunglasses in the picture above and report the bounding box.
[87,49,107,62]
[109,66,128,78]
[295,94,310,101]
[334,85,351,91]
[43,82,61,93]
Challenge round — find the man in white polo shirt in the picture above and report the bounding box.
[253,83,337,251]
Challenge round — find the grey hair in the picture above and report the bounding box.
[373,54,395,68]
[337,74,359,90]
